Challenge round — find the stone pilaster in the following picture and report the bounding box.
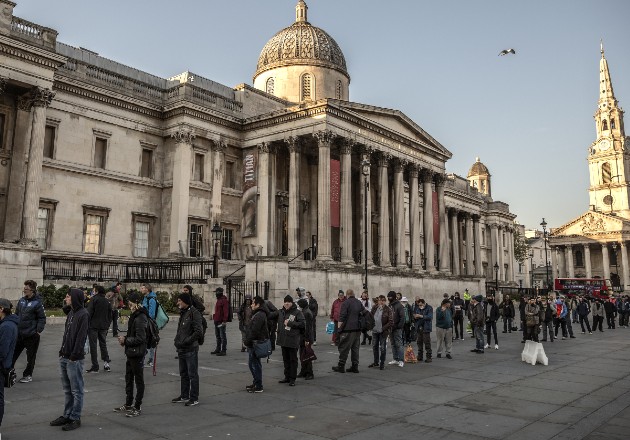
[490,224,499,277]
[210,140,227,224]
[168,126,195,255]
[551,247,558,283]
[566,245,575,278]
[602,244,611,282]
[393,159,405,265]
[621,242,630,290]
[408,166,421,270]
[584,244,592,278]
[421,169,435,271]
[314,130,334,261]
[268,144,277,256]
[339,139,354,263]
[473,215,482,276]
[257,142,271,257]
[285,136,301,258]
[436,174,449,272]
[464,214,474,275]
[449,209,460,275]
[360,148,373,267]
[21,87,54,245]
[378,153,391,267]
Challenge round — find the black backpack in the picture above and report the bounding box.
[227,300,233,322]
[359,308,375,331]
[199,314,208,345]
[146,317,160,349]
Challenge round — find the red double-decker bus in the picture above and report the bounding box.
[554,278,610,299]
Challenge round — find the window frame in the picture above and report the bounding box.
[37,199,58,250]
[82,205,110,255]
[43,118,61,159]
[188,220,206,258]
[300,73,314,101]
[193,151,205,182]
[139,141,157,179]
[92,129,111,169]
[131,212,157,258]
[221,228,233,260]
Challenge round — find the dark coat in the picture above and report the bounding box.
[577,301,591,317]
[262,300,279,334]
[412,303,434,332]
[301,307,314,343]
[500,300,515,319]
[276,304,305,349]
[244,308,269,348]
[308,297,319,316]
[483,301,500,322]
[604,301,617,316]
[370,304,393,335]
[174,306,204,353]
[436,307,453,329]
[59,289,89,361]
[87,292,113,330]
[15,293,46,337]
[470,301,485,327]
[0,314,18,369]
[452,298,465,318]
[390,299,405,330]
[124,308,148,358]
[213,295,229,323]
[338,296,363,332]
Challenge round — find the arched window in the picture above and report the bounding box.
[301,73,313,101]
[602,162,612,184]
[575,250,583,267]
[473,180,478,188]
[611,118,616,129]
[602,119,608,130]
[266,77,275,95]
[481,181,486,192]
[335,80,342,99]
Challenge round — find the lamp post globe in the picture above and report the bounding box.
[361,158,370,291]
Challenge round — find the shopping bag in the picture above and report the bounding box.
[404,344,417,363]
[300,344,317,362]
[326,321,335,334]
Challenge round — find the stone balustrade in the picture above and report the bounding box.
[10,16,58,50]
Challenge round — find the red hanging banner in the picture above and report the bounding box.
[330,159,341,228]
[433,191,440,245]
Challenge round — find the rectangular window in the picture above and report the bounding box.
[222,229,233,260]
[43,125,56,159]
[193,153,204,181]
[225,161,235,189]
[189,223,203,257]
[84,214,104,254]
[94,137,107,169]
[482,230,486,246]
[0,113,5,148]
[133,221,150,257]
[37,208,50,249]
[140,148,153,178]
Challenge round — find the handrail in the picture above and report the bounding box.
[289,246,314,263]
[223,264,245,282]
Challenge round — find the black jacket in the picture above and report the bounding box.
[308,297,319,316]
[339,297,363,332]
[604,301,617,316]
[15,293,46,337]
[87,292,112,330]
[262,300,279,334]
[301,307,314,343]
[124,308,148,358]
[483,301,500,322]
[174,306,204,353]
[452,298,465,318]
[500,300,515,319]
[276,304,305,349]
[390,299,405,330]
[244,308,269,348]
[59,289,89,361]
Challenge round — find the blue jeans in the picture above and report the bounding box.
[372,331,387,366]
[474,325,485,350]
[390,329,404,362]
[59,358,84,421]
[178,350,199,401]
[214,323,227,352]
[248,348,263,388]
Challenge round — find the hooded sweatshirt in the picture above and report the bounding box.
[0,314,19,369]
[59,288,89,361]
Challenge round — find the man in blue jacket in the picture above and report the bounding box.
[0,298,19,428]
[12,279,46,383]
[141,283,157,367]
[413,298,433,363]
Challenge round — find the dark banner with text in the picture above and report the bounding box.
[330,159,341,228]
[433,191,439,245]
[241,149,258,237]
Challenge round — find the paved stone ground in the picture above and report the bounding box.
[3,319,630,440]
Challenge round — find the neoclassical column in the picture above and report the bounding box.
[169,126,195,254]
[339,139,353,263]
[550,247,558,284]
[408,166,421,270]
[602,244,611,282]
[508,228,516,282]
[449,209,460,275]
[620,242,630,290]
[378,153,391,267]
[360,148,373,267]
[497,226,505,282]
[566,245,575,278]
[210,140,227,224]
[257,142,271,256]
[584,244,592,278]
[268,145,278,256]
[314,130,334,261]
[5,94,34,241]
[558,246,566,277]
[393,160,405,265]
[465,214,474,275]
[20,87,55,245]
[490,224,499,275]
[436,175,449,271]
[421,169,435,271]
[285,136,301,258]
[473,215,482,276]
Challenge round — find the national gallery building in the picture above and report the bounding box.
[0,1,520,302]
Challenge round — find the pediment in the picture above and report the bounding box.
[551,211,630,237]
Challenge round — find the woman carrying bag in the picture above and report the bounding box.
[244,297,269,393]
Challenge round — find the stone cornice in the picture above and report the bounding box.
[0,35,67,70]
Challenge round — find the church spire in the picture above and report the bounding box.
[599,40,616,105]
[295,0,308,23]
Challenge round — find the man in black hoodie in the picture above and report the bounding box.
[50,288,89,431]
[172,293,203,407]
[86,285,113,373]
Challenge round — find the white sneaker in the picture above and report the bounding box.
[398,361,404,367]
[313,342,317,346]
[19,375,32,383]
[494,344,499,350]
[484,344,489,349]
[388,360,398,365]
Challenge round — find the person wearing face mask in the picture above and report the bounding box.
[499,294,515,334]
[451,292,465,340]
[483,294,500,350]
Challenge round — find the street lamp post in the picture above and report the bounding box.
[529,252,535,289]
[362,158,370,291]
[494,262,499,295]
[540,218,550,290]
[211,221,222,278]
[612,242,619,292]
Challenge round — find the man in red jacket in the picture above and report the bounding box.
[329,291,345,345]
[211,288,230,356]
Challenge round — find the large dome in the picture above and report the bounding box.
[254,2,349,80]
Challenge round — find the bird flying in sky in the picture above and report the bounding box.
[498,48,516,56]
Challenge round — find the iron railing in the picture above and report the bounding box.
[226,279,270,312]
[332,247,342,262]
[42,256,213,283]
[352,249,362,265]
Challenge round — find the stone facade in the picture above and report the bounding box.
[0,1,521,303]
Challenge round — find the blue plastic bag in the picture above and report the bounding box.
[326,321,335,334]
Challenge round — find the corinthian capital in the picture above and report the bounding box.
[285,136,302,153]
[29,87,55,107]
[434,173,446,186]
[339,138,356,155]
[419,168,434,183]
[314,130,335,147]
[17,94,32,112]
[257,142,271,154]
[211,140,227,152]
[0,77,6,95]
[171,125,195,144]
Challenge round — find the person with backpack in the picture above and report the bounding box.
[172,293,203,407]
[212,287,230,356]
[306,291,318,346]
[262,299,279,351]
[114,291,148,418]
[332,289,363,374]
[244,297,269,393]
[140,283,158,367]
[435,298,453,359]
[577,296,592,334]
[238,295,253,352]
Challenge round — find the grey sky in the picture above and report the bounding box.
[14,0,630,230]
